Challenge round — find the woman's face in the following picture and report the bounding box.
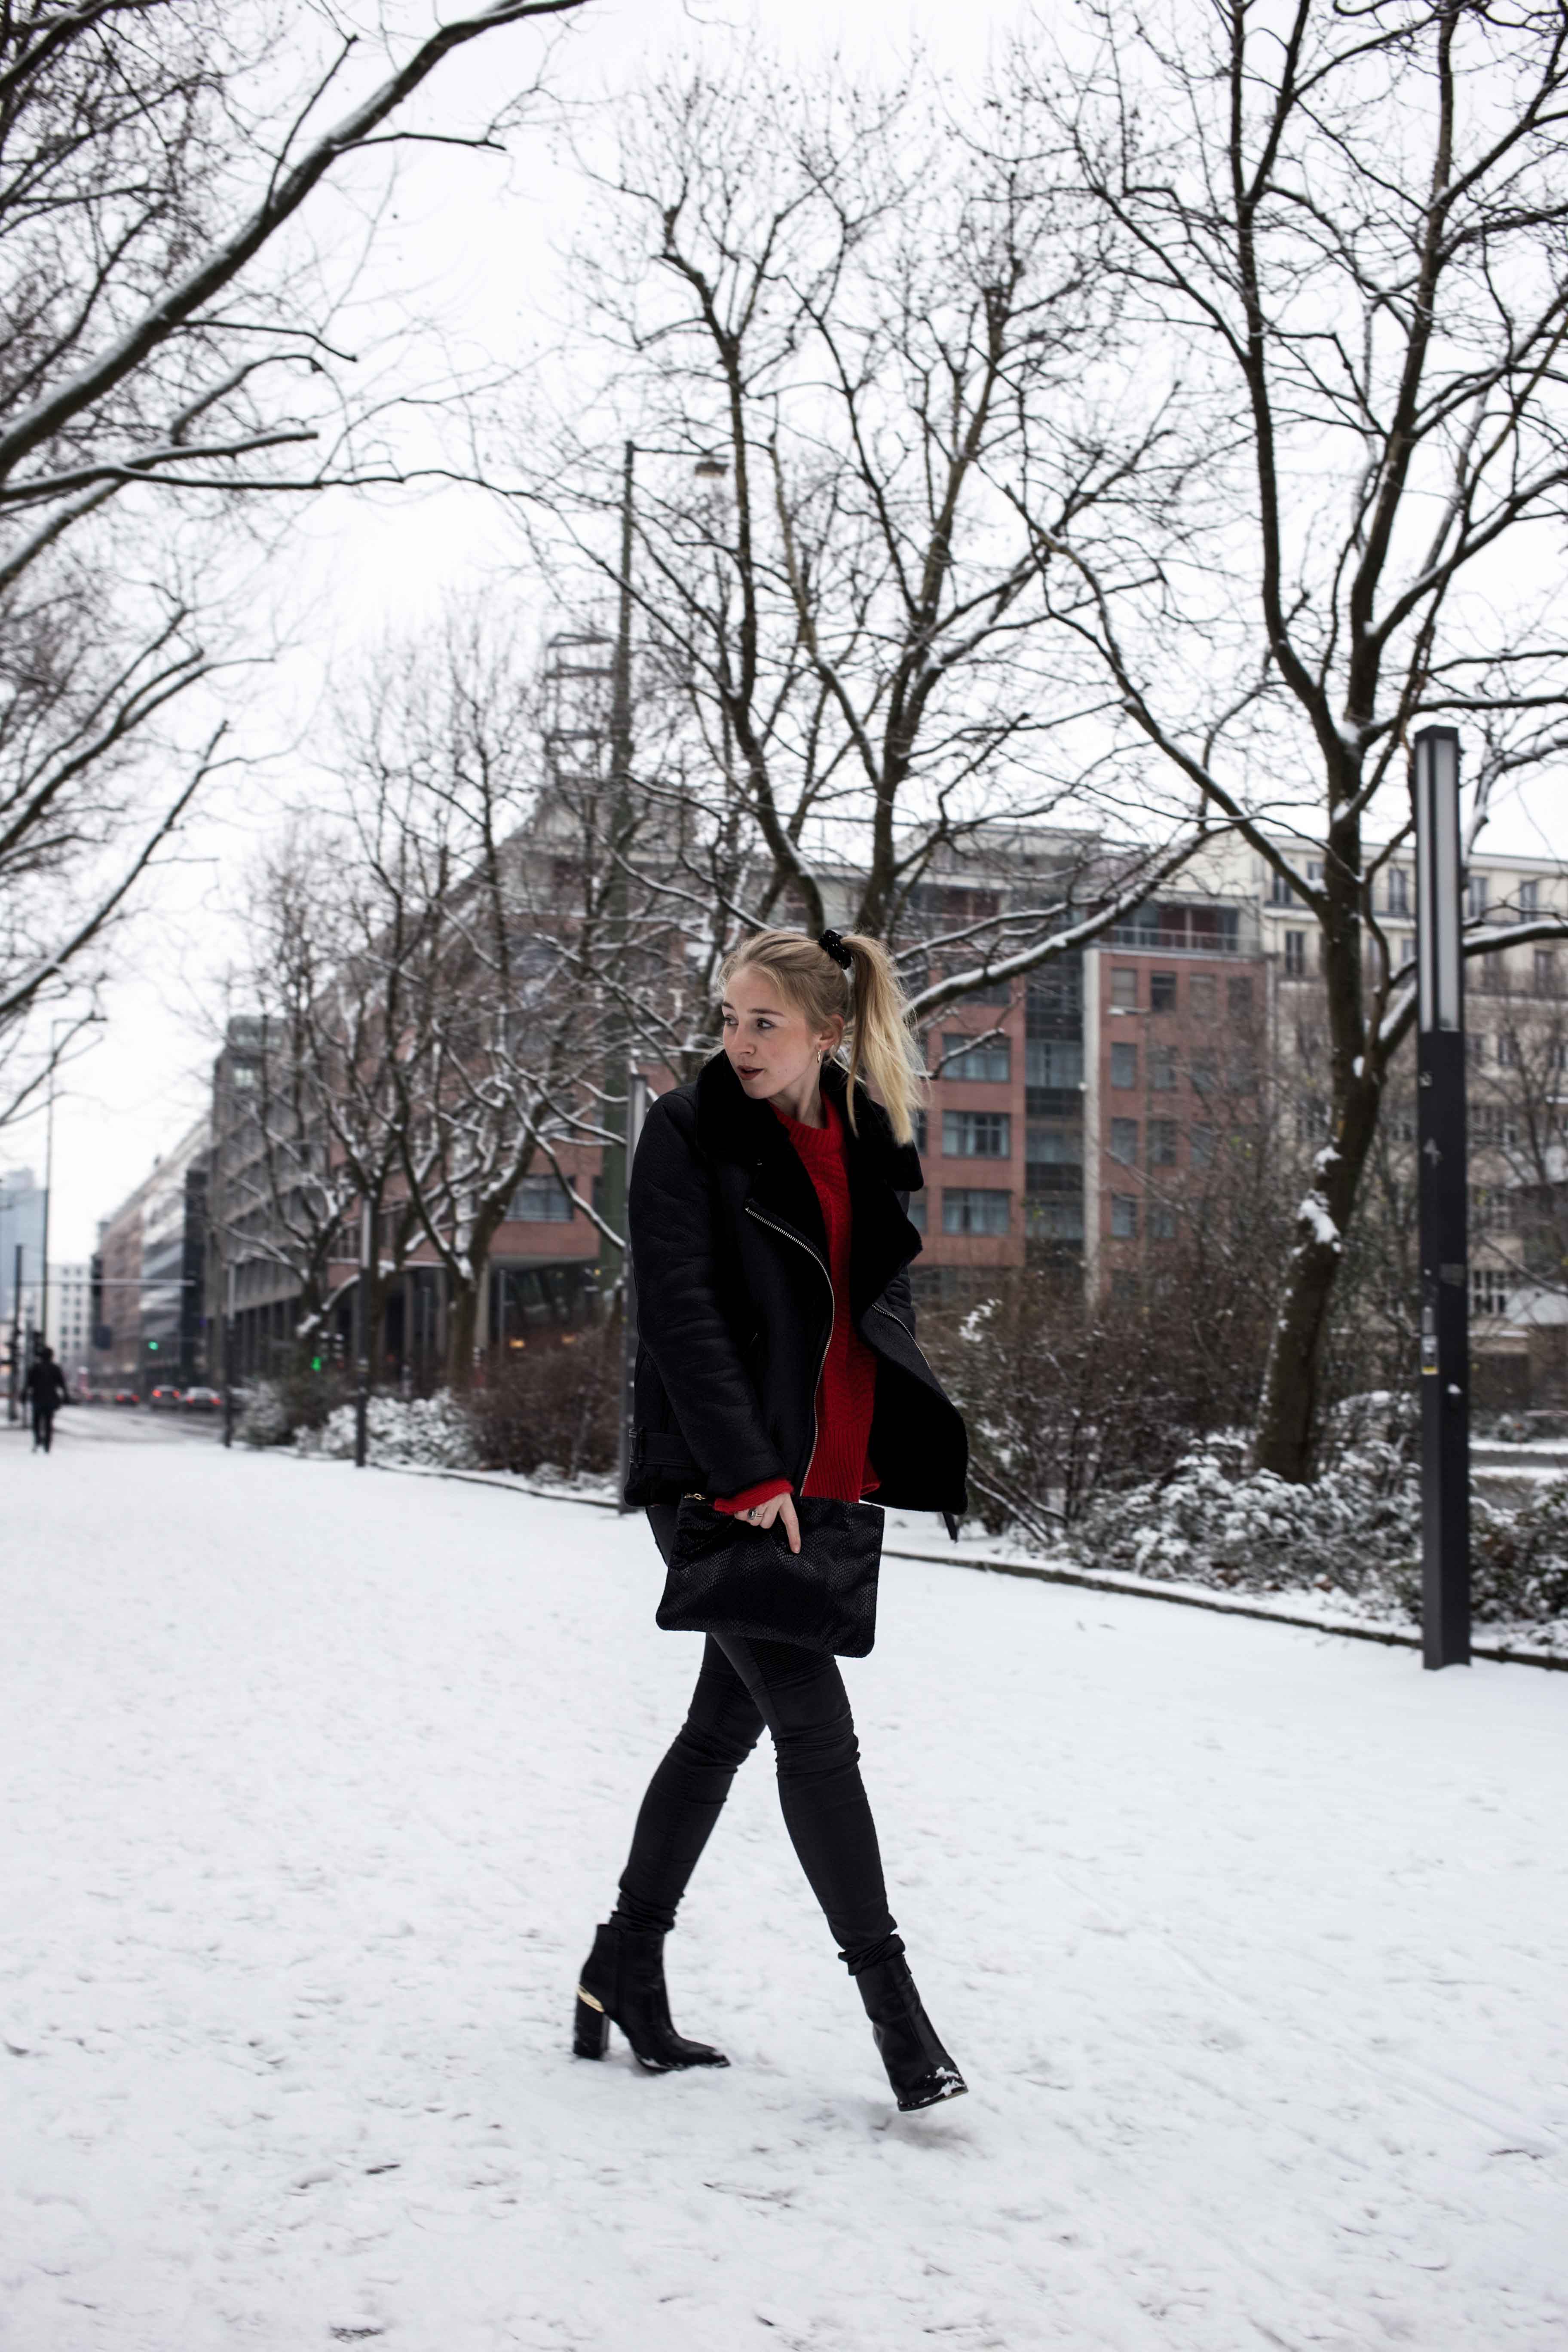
[721,965,842,1105]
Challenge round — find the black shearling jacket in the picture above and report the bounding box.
[624,1050,968,1533]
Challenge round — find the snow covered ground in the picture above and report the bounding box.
[2,1425,1565,2350]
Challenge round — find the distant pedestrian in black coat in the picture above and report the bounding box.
[573,926,971,2114]
[25,1347,68,1453]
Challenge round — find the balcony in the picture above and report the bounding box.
[1108,901,1261,958]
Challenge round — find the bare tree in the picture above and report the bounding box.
[0,0,587,1124]
[330,614,660,1388]
[1009,0,1568,1476]
[511,53,1206,1028]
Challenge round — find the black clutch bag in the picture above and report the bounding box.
[656,1495,884,1657]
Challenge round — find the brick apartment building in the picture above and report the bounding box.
[137,815,1565,1397]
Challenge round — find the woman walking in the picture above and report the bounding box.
[574,928,971,2111]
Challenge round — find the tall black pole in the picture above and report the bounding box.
[598,442,637,1455]
[9,1242,20,1424]
[355,1198,371,1468]
[1414,725,1471,1669]
[222,1260,236,1449]
[616,1072,648,1511]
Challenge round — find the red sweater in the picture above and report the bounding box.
[716,1093,879,1514]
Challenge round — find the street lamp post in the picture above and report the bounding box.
[355,1198,372,1469]
[38,1016,70,1359]
[1414,724,1471,1670]
[616,1074,649,1511]
[8,1242,20,1424]
[223,1260,236,1449]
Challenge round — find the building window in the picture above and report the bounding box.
[1228,976,1254,1016]
[508,1175,574,1222]
[1470,1265,1511,1317]
[1496,1029,1522,1067]
[1026,1038,1085,1095]
[1149,1044,1178,1090]
[1148,1200,1178,1240]
[1189,1123,1215,1167]
[1109,1042,1138,1089]
[943,1110,1011,1159]
[1148,1119,1178,1167]
[1472,1187,1512,1234]
[913,1108,928,1155]
[1534,948,1558,995]
[1189,973,1217,1019]
[1519,878,1540,916]
[1110,1193,1139,1239]
[1026,1198,1084,1241]
[1466,872,1489,922]
[943,1188,1010,1237]
[1109,1117,1139,1165]
[966,976,1012,1005]
[1387,867,1410,916]
[1189,1056,1216,1098]
[1268,870,1294,907]
[1026,1121,1082,1167]
[1111,968,1139,1010]
[942,1032,1011,1082]
[1284,929,1307,977]
[1464,1032,1488,1069]
[906,1193,927,1234]
[1150,971,1177,1012]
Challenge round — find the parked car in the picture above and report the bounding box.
[112,1388,140,1407]
[149,1384,184,1410]
[181,1386,223,1413]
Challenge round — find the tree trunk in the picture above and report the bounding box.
[446,1277,480,1392]
[1252,1066,1383,1480]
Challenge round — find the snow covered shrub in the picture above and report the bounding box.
[920,1243,1283,1540]
[1314,1388,1418,1470]
[1072,1436,1420,1605]
[237,1381,294,1448]
[298,1392,480,1468]
[1470,1478,1568,1623]
[466,1321,619,1478]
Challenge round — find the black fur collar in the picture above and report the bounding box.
[692,1050,923,1192]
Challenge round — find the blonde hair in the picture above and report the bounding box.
[720,928,927,1146]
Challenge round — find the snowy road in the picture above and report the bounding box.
[2,1430,1565,2350]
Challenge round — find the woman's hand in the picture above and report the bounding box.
[737,1490,801,1554]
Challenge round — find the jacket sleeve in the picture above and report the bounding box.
[630,1097,790,1494]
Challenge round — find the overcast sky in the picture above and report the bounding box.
[7,0,1565,1264]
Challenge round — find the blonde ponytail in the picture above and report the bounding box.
[839,932,925,1146]
[720,926,927,1147]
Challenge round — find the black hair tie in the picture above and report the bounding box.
[818,928,853,971]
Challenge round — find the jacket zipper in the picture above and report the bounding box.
[868,1299,941,1386]
[744,1199,834,1490]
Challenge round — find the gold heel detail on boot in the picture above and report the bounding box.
[573,1988,610,2058]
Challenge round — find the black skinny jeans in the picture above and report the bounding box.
[611,1505,903,1976]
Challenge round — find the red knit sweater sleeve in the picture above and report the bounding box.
[714,1477,793,1516]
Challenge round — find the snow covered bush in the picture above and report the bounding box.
[1471,1479,1568,1624]
[237,1381,293,1448]
[297,1392,480,1469]
[1071,1434,1419,1609]
[1069,1425,1568,1636]
[466,1325,619,1479]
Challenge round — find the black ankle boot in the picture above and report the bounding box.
[573,1921,729,2073]
[856,1953,967,2111]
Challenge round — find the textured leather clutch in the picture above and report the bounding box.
[656,1495,884,1657]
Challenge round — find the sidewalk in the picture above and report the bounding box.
[3,1433,1565,2349]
